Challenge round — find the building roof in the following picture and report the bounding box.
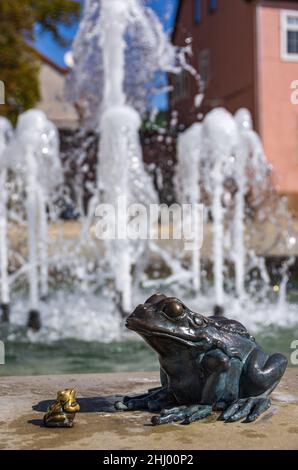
[32,48,70,75]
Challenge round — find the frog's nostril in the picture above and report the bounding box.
[193,316,204,326]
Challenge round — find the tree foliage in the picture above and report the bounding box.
[0,0,80,124]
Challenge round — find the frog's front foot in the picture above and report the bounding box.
[218,397,271,423]
[115,387,175,412]
[151,404,212,426]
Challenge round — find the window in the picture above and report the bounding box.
[199,49,210,84]
[0,81,4,105]
[173,70,189,102]
[194,0,202,24]
[281,10,298,61]
[209,0,217,13]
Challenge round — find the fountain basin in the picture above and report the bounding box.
[0,370,297,450]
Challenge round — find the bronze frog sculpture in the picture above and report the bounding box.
[43,389,80,427]
[115,293,287,425]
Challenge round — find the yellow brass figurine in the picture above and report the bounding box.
[43,389,80,428]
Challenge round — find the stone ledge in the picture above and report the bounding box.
[0,370,297,450]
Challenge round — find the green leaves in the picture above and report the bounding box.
[0,0,80,123]
[31,0,80,46]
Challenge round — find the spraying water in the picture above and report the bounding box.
[69,0,184,312]
[5,110,62,329]
[68,0,177,127]
[233,108,269,299]
[97,0,159,312]
[175,107,295,314]
[0,1,296,345]
[0,117,13,321]
[203,109,238,308]
[175,123,202,293]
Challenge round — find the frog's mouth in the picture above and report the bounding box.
[126,319,198,348]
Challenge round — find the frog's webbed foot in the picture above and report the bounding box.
[218,397,271,423]
[115,387,174,412]
[151,404,212,426]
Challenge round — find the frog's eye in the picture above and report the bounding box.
[145,293,167,305]
[162,299,184,319]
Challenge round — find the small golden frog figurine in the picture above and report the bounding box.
[43,389,80,428]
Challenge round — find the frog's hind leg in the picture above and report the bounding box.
[241,348,287,398]
[219,396,271,423]
[219,349,287,423]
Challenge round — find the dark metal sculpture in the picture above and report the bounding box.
[115,293,287,425]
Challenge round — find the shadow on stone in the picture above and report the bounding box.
[32,396,124,414]
[28,419,45,427]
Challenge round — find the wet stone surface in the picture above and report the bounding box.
[0,370,297,450]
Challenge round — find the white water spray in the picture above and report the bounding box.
[69,0,177,127]
[6,110,61,324]
[175,123,202,292]
[96,0,158,312]
[0,3,295,341]
[233,108,269,298]
[233,109,252,298]
[203,109,238,307]
[0,117,13,312]
[175,107,283,309]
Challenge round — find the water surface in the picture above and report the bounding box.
[1,325,297,376]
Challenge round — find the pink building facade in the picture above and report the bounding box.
[171,0,298,211]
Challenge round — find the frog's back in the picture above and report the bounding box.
[209,315,249,336]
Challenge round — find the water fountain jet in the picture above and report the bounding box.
[0,117,13,322]
[6,110,62,330]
